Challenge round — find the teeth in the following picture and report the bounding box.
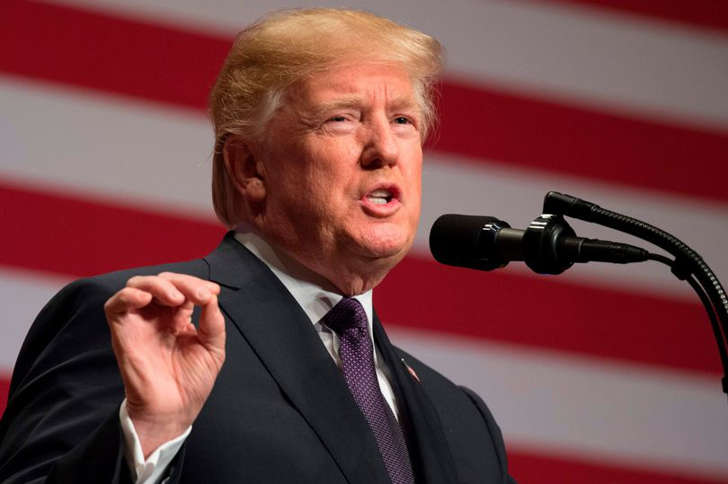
[367,189,393,205]
[369,189,391,197]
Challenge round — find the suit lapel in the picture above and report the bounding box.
[373,315,459,484]
[205,234,390,484]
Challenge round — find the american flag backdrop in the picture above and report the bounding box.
[2,0,728,482]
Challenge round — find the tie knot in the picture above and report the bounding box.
[323,297,368,334]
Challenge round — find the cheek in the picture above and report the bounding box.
[308,145,359,198]
[406,152,423,198]
[406,155,423,226]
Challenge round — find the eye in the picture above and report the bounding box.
[319,113,358,134]
[392,115,419,133]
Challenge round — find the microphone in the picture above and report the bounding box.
[429,214,649,274]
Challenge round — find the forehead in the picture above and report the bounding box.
[292,62,418,107]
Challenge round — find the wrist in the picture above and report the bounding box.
[127,406,192,459]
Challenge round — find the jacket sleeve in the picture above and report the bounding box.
[460,386,518,484]
[0,278,184,484]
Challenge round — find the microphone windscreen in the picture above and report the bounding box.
[429,214,502,267]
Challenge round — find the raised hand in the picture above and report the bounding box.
[104,272,226,457]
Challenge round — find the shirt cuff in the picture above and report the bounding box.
[119,399,191,484]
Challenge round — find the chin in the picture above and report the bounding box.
[354,227,414,262]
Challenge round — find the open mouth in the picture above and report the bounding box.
[361,185,402,216]
[366,188,395,205]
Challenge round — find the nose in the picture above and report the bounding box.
[360,116,399,169]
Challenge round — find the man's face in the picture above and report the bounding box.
[252,62,424,294]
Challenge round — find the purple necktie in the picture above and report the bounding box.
[323,297,415,484]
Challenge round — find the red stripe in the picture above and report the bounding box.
[535,0,728,33]
[509,447,728,483]
[0,375,9,418]
[0,180,226,277]
[0,180,720,376]
[433,79,728,204]
[2,1,727,203]
[376,253,720,375]
[0,0,228,111]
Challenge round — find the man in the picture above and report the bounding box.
[0,8,515,484]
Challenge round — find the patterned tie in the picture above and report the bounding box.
[323,297,415,484]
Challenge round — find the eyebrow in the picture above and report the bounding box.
[309,97,363,118]
[304,96,422,122]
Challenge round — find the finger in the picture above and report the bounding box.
[104,287,154,316]
[156,272,220,305]
[197,294,226,355]
[158,272,220,296]
[126,275,185,306]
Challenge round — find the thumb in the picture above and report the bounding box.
[198,294,226,356]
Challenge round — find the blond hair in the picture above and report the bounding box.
[210,8,443,227]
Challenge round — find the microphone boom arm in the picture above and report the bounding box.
[543,191,728,397]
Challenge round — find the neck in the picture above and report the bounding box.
[236,227,394,296]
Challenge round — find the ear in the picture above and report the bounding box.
[223,136,267,204]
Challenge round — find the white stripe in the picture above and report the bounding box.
[44,0,728,129]
[2,78,726,295]
[389,326,728,479]
[0,268,69,369]
[418,152,728,298]
[0,78,215,219]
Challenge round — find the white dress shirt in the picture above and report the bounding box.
[120,230,399,483]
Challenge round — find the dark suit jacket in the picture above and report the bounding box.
[0,233,515,483]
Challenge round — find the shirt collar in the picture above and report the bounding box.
[233,230,374,329]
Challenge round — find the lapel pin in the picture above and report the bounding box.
[401,358,421,383]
